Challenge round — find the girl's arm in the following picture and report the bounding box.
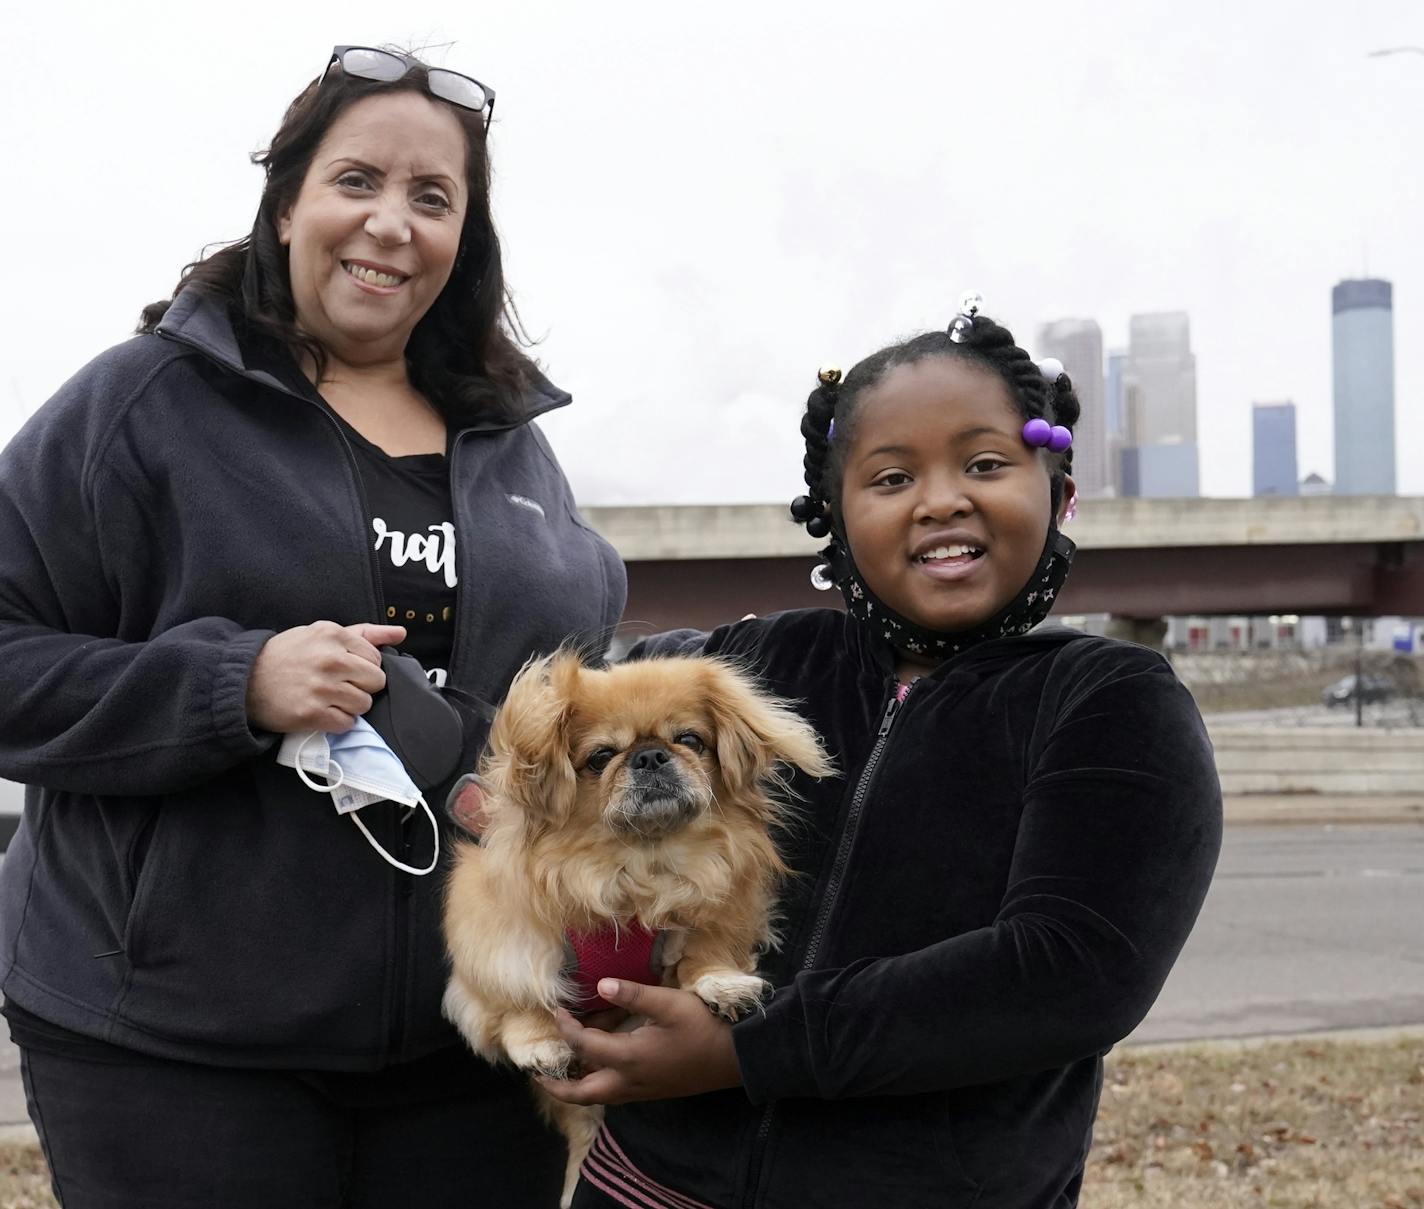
[732,658,1222,1100]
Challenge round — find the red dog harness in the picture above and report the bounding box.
[562,922,664,1015]
[445,778,667,1016]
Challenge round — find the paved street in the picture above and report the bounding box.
[0,822,1420,1126]
[1127,822,1424,1043]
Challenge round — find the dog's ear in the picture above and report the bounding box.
[483,651,583,832]
[699,661,833,798]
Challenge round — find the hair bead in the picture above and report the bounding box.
[790,495,820,522]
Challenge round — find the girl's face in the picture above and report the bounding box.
[839,356,1073,636]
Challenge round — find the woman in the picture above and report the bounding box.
[0,46,623,1207]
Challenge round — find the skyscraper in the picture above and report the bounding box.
[1037,319,1107,497]
[1332,278,1396,496]
[1104,349,1128,496]
[1252,402,1298,497]
[1122,312,1199,497]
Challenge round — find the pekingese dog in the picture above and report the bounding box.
[442,650,832,1204]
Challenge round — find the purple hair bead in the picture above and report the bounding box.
[1021,418,1051,447]
[1047,425,1073,453]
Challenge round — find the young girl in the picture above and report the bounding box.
[540,301,1222,1209]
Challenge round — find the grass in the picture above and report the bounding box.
[0,1035,1418,1208]
[0,1140,51,1209]
[1083,1034,1424,1209]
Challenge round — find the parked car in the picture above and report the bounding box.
[1322,673,1396,709]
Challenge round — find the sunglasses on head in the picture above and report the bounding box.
[323,46,495,129]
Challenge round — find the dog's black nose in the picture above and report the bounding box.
[628,746,673,771]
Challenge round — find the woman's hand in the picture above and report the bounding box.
[246,621,406,734]
[536,979,743,1106]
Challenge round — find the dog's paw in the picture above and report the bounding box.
[691,972,770,1022]
[507,1037,577,1079]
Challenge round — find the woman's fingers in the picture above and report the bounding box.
[346,623,406,660]
[247,621,406,733]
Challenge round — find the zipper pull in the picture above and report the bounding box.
[877,693,903,738]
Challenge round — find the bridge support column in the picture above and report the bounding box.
[1105,616,1168,651]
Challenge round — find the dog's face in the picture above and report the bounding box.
[481,653,831,846]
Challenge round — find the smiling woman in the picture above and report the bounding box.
[0,44,624,1209]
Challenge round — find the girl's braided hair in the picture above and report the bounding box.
[793,315,1081,534]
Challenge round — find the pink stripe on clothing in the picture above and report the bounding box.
[579,1124,718,1209]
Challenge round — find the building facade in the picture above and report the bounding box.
[1122,312,1199,497]
[1332,278,1396,496]
[1037,319,1109,497]
[1252,402,1299,497]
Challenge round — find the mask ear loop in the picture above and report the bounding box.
[292,733,440,876]
[348,797,441,877]
[294,731,346,794]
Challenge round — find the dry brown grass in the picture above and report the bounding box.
[1083,1034,1424,1209]
[0,1140,53,1209]
[0,1035,1418,1208]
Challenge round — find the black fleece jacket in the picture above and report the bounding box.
[616,610,1221,1209]
[0,291,625,1070]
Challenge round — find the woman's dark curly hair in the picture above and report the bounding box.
[139,53,533,424]
[792,314,1082,532]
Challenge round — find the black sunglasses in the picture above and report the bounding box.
[323,46,495,129]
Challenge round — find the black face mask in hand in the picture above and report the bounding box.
[365,649,465,794]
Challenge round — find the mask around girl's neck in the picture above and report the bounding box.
[822,526,1076,666]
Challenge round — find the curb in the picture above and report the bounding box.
[1118,1022,1424,1054]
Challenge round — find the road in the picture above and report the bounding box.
[0,822,1420,1126]
[1126,822,1424,1043]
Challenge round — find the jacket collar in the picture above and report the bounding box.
[152,289,572,434]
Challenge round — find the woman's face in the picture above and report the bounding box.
[277,91,468,368]
[839,356,1072,635]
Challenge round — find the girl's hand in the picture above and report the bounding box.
[535,979,743,1106]
[247,621,406,734]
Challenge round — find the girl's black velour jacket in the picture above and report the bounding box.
[618,610,1222,1209]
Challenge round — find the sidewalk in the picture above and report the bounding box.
[1223,792,1424,825]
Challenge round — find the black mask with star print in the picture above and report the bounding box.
[820,528,1076,662]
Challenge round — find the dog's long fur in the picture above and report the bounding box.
[442,651,832,1204]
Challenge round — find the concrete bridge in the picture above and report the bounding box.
[583,495,1424,635]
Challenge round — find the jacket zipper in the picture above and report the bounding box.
[445,431,469,680]
[739,682,910,1209]
[304,404,418,1059]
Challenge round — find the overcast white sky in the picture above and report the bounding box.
[3,0,1420,503]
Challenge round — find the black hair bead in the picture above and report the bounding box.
[789,495,820,522]
[805,515,832,539]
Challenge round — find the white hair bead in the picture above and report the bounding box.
[1038,357,1065,382]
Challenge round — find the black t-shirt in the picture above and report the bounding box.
[339,420,458,684]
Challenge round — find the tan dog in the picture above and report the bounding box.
[442,651,832,1204]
